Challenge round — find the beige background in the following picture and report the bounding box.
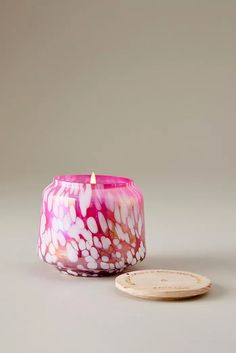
[0,1,235,353]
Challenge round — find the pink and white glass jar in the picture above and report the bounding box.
[37,174,146,277]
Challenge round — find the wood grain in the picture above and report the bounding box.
[115,269,212,300]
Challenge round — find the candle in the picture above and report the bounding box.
[38,174,146,276]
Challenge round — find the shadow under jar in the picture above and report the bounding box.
[38,174,146,277]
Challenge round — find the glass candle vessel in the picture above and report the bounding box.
[37,174,145,277]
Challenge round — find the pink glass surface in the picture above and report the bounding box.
[38,175,145,277]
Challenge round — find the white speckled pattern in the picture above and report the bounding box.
[38,175,145,276]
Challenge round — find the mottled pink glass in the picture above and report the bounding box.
[37,175,145,277]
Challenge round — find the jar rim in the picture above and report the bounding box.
[53,174,134,188]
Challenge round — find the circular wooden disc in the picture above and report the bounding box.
[115,269,212,300]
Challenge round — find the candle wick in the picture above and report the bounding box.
[90,172,96,184]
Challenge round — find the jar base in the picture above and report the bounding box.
[56,266,125,277]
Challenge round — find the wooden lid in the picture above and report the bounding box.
[115,269,212,300]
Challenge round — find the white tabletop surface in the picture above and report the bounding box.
[1,181,235,353]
